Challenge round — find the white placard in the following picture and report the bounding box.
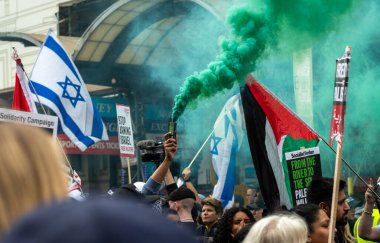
[0,108,58,137]
[116,104,134,157]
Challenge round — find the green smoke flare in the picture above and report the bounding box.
[171,0,357,121]
[171,8,271,121]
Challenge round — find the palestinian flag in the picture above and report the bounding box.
[241,75,319,211]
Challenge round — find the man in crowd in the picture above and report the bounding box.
[168,187,197,232]
[246,186,258,206]
[307,177,354,243]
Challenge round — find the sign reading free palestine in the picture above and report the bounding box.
[285,146,322,206]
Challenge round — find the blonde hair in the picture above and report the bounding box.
[0,124,68,234]
[243,214,308,243]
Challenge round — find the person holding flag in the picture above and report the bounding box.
[28,29,108,151]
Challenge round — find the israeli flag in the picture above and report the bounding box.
[29,30,108,151]
[211,94,244,208]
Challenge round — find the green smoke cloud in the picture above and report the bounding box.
[171,8,271,121]
[172,0,358,121]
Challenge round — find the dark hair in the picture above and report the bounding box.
[191,204,198,222]
[291,204,320,234]
[247,186,260,192]
[234,195,245,207]
[306,177,346,207]
[112,184,144,201]
[166,208,178,216]
[214,207,255,243]
[234,223,254,242]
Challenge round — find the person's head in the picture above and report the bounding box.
[165,208,180,222]
[243,214,308,243]
[292,204,333,243]
[1,199,198,243]
[0,124,68,234]
[252,207,264,221]
[246,187,258,205]
[247,200,266,222]
[307,177,350,226]
[112,184,144,201]
[233,194,245,208]
[234,223,254,243]
[214,207,255,243]
[168,187,196,212]
[346,196,361,221]
[201,196,223,227]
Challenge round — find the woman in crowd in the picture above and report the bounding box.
[197,196,224,242]
[0,124,68,235]
[214,207,254,243]
[243,213,308,243]
[292,203,333,243]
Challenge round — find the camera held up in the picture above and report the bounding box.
[136,140,165,166]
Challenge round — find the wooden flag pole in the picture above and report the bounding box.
[328,142,343,243]
[327,46,351,243]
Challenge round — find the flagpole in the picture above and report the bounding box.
[187,111,224,169]
[320,137,380,199]
[187,126,216,169]
[327,46,351,243]
[12,48,76,180]
[328,142,343,243]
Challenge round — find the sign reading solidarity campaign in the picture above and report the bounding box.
[0,108,58,137]
[116,104,134,157]
[285,146,322,206]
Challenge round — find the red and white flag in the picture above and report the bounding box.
[12,58,37,113]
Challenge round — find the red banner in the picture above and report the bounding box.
[58,135,120,155]
[329,47,351,145]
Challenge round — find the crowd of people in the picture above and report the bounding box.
[1,123,380,243]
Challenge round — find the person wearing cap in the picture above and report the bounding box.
[197,196,224,242]
[168,187,198,233]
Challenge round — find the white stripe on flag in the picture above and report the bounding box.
[29,30,108,151]
[211,94,244,208]
[264,121,292,208]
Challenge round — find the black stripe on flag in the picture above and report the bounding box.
[241,85,280,212]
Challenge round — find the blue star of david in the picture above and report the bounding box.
[210,133,222,155]
[58,76,85,108]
